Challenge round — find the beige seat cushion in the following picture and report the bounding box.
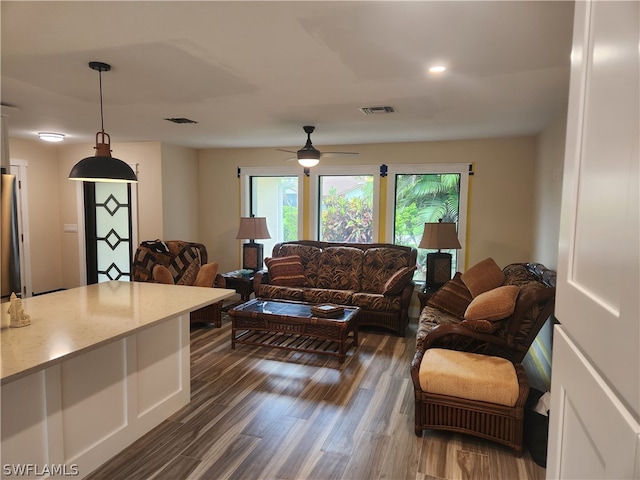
[419,348,520,406]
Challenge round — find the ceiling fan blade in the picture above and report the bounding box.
[320,151,360,158]
[277,148,297,154]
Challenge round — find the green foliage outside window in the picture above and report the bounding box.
[321,187,373,243]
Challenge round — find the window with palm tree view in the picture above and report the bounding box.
[393,173,463,281]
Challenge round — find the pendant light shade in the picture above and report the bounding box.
[69,62,138,183]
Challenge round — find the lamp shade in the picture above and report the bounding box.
[69,155,138,183]
[236,217,271,240]
[419,221,461,250]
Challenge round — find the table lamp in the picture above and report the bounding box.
[236,216,271,271]
[418,219,461,292]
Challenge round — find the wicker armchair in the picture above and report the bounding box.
[411,263,556,452]
[132,240,226,327]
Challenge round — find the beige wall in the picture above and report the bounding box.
[11,132,561,293]
[532,111,567,270]
[160,143,199,241]
[9,138,63,295]
[198,136,538,274]
[9,139,164,291]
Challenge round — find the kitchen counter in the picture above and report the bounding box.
[0,281,235,478]
[1,281,234,384]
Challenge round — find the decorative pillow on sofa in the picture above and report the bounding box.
[426,272,473,318]
[461,257,505,297]
[382,265,417,296]
[464,285,520,321]
[194,261,219,287]
[265,255,306,287]
[153,264,175,285]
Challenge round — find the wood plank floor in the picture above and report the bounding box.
[85,316,545,480]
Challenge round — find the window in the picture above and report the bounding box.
[310,166,380,242]
[386,164,469,282]
[240,167,303,256]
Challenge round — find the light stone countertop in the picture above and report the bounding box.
[1,281,236,384]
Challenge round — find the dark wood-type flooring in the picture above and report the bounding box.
[86,315,545,480]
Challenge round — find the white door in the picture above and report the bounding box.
[547,1,640,478]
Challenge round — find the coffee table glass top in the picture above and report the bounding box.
[231,298,358,322]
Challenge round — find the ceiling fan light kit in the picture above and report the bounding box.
[69,61,138,183]
[278,125,358,168]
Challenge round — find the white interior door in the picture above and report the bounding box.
[547,1,640,478]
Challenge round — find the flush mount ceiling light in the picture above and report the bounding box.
[428,65,447,74]
[38,132,65,142]
[69,62,137,183]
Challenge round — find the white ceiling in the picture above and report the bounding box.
[1,1,574,151]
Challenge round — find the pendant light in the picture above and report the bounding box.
[69,62,137,183]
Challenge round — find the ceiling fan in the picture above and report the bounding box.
[278,126,359,167]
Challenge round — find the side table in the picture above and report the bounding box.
[417,290,435,312]
[221,272,255,302]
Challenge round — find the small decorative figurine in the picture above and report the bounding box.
[7,292,31,328]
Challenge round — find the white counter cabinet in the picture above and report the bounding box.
[0,281,234,479]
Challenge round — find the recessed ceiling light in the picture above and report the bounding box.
[428,65,447,74]
[38,132,65,142]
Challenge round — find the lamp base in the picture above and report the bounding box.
[426,252,453,292]
[242,242,264,271]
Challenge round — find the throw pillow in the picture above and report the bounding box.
[265,255,306,287]
[464,285,520,321]
[426,272,473,318]
[462,318,500,334]
[382,265,417,296]
[194,261,219,287]
[153,264,175,285]
[461,257,505,297]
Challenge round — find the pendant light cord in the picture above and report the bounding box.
[98,69,105,133]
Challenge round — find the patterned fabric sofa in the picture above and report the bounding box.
[253,240,418,336]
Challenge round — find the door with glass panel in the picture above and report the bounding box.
[83,182,134,284]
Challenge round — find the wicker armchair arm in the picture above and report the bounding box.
[419,323,525,363]
[253,269,269,296]
[214,274,226,289]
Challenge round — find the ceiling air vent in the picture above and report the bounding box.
[164,117,198,124]
[359,106,395,115]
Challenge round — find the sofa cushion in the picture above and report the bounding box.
[361,247,413,293]
[426,272,473,318]
[302,288,354,306]
[153,264,175,285]
[258,284,306,301]
[316,247,363,291]
[382,265,417,296]
[461,257,505,297]
[265,255,306,286]
[275,244,321,287]
[194,261,219,287]
[416,306,463,349]
[352,292,401,312]
[462,318,501,334]
[464,285,520,321]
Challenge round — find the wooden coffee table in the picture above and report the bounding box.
[229,298,359,363]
